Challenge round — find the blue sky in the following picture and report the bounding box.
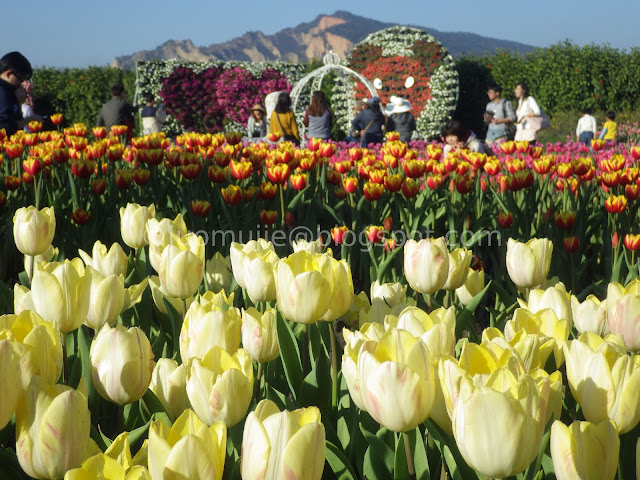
[4,0,639,68]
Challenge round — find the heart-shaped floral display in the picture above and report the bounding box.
[160,66,291,132]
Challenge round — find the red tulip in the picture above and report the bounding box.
[191,200,211,217]
[497,211,513,229]
[4,175,21,190]
[290,173,308,190]
[260,209,278,225]
[401,178,420,198]
[267,163,290,184]
[50,113,63,125]
[91,178,107,195]
[133,168,151,186]
[221,185,242,205]
[365,225,385,243]
[384,174,403,193]
[554,210,576,230]
[258,181,278,200]
[71,208,92,225]
[605,194,628,214]
[363,182,384,201]
[563,236,580,253]
[230,160,253,180]
[22,157,43,176]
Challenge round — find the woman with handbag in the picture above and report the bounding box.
[269,92,300,145]
[351,97,385,148]
[514,82,542,142]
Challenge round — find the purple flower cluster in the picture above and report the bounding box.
[160,66,291,132]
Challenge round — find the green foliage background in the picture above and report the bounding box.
[27,42,640,139]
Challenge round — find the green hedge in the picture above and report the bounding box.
[31,67,136,129]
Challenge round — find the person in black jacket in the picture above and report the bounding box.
[351,97,385,147]
[384,96,416,142]
[0,51,40,136]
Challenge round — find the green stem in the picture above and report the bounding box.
[403,432,416,480]
[329,322,338,412]
[33,174,39,209]
[255,362,263,402]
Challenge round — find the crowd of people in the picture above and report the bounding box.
[0,50,619,151]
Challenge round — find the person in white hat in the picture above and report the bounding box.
[384,96,416,142]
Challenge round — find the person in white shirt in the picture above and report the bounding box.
[576,108,597,146]
[514,82,542,142]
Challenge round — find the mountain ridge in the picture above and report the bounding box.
[111,11,536,69]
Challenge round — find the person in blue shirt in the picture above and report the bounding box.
[0,51,41,136]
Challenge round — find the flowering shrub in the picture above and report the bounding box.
[137,60,306,135]
[332,26,459,139]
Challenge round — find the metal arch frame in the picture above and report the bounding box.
[290,64,378,138]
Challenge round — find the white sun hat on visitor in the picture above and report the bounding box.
[384,96,412,115]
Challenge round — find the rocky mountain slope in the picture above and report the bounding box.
[112,10,536,69]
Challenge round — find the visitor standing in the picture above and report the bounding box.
[247,104,267,139]
[575,108,597,145]
[514,82,542,143]
[303,90,332,140]
[269,92,300,145]
[96,84,138,134]
[384,96,416,143]
[351,97,385,147]
[0,51,40,136]
[484,85,516,144]
[140,93,166,135]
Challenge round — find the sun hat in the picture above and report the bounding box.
[250,104,266,113]
[384,96,412,115]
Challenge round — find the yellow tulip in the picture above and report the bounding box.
[90,324,154,405]
[506,237,553,288]
[521,282,572,325]
[442,247,472,290]
[505,307,570,367]
[157,233,205,299]
[445,366,550,478]
[186,346,253,427]
[607,279,640,351]
[403,237,449,294]
[385,306,456,359]
[482,327,554,373]
[13,205,56,256]
[64,454,151,480]
[180,297,241,362]
[205,252,232,294]
[571,294,608,336]
[0,310,63,387]
[146,214,187,272]
[198,289,234,309]
[79,240,128,277]
[292,238,324,253]
[275,251,332,324]
[318,254,353,322]
[564,332,640,433]
[455,267,484,305]
[550,420,619,480]
[357,328,435,432]
[120,203,155,249]
[149,358,190,421]
[16,377,94,480]
[241,399,325,480]
[85,268,125,330]
[341,324,385,411]
[148,409,226,480]
[342,291,370,329]
[230,240,279,303]
[241,307,279,363]
[31,258,92,333]
[370,279,407,308]
[0,339,20,429]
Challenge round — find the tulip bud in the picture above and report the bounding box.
[120,203,156,249]
[551,419,619,480]
[157,233,205,299]
[90,324,154,405]
[31,259,92,333]
[16,377,94,480]
[241,307,280,363]
[570,294,608,336]
[149,409,226,480]
[230,240,279,303]
[455,267,485,305]
[0,339,20,429]
[180,297,242,362]
[13,205,56,256]
[149,358,190,421]
[506,237,553,288]
[241,400,325,480]
[404,237,450,294]
[442,247,472,290]
[186,346,253,427]
[205,252,232,294]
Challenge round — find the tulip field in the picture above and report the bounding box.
[4,119,640,480]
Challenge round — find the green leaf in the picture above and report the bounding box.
[455,281,492,340]
[275,311,302,401]
[162,297,183,361]
[360,423,395,480]
[326,440,358,480]
[425,419,479,480]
